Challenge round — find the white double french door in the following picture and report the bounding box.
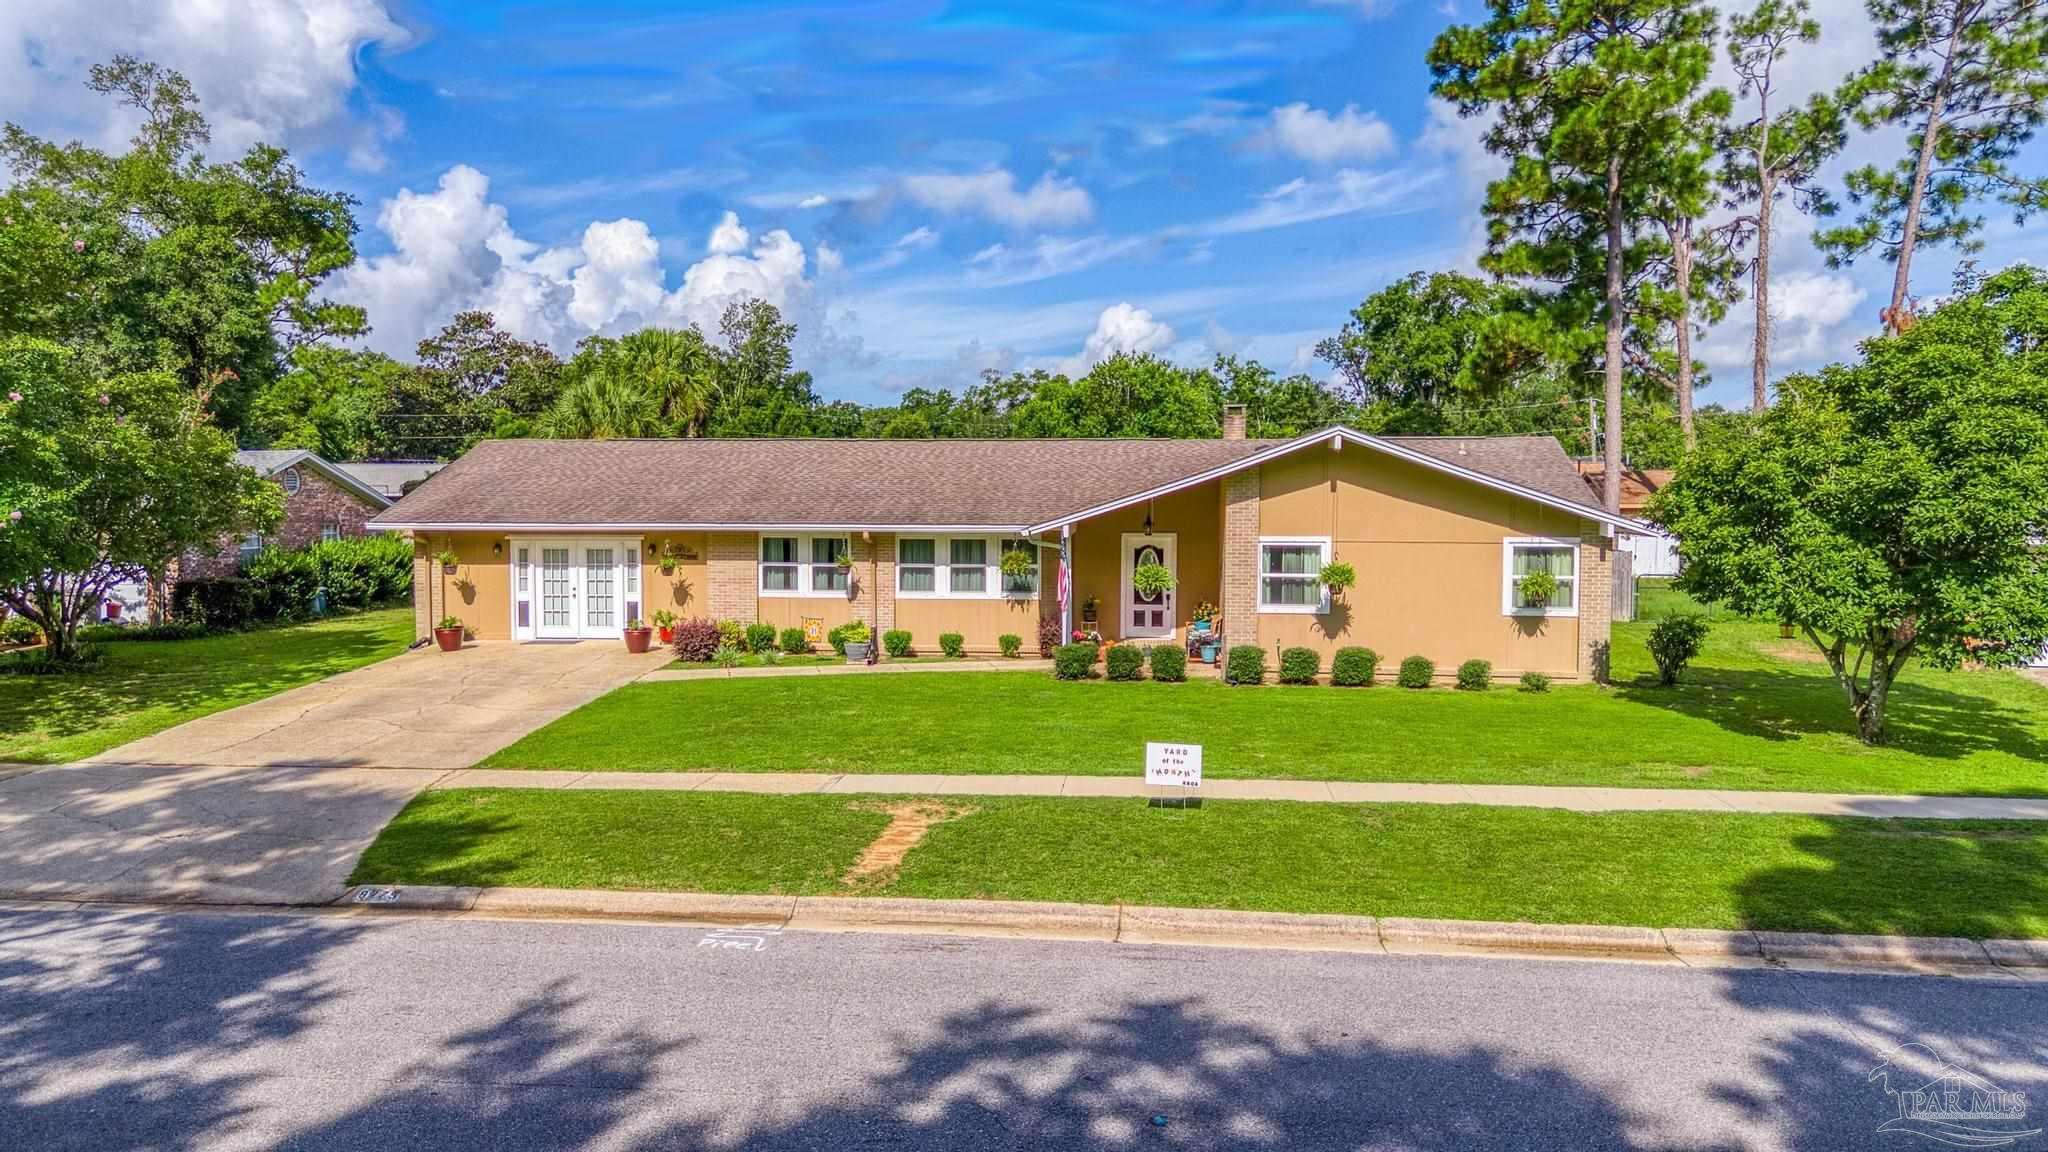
[513,537,641,640]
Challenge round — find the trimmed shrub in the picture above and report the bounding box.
[1331,646,1379,687]
[243,546,321,620]
[883,629,913,657]
[671,617,722,662]
[744,622,778,654]
[715,619,747,649]
[778,627,809,654]
[1054,642,1097,680]
[1,615,41,646]
[1148,644,1187,682]
[939,632,966,658]
[1105,643,1145,680]
[1278,646,1320,685]
[1037,616,1062,658]
[829,620,870,655]
[1649,614,1711,686]
[171,578,259,630]
[1456,659,1493,690]
[309,534,413,608]
[998,633,1023,658]
[1396,655,1435,688]
[1225,645,1266,685]
[1519,670,1552,692]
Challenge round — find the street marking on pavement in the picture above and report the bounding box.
[697,923,783,951]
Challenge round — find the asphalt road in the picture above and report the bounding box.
[2,906,2044,1151]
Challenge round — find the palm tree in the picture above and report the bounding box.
[616,328,717,436]
[542,362,658,439]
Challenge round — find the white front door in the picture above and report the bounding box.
[518,538,643,640]
[537,545,578,639]
[1121,532,1177,640]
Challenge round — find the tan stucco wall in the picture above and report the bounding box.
[1253,449,1590,679]
[417,532,514,641]
[1070,481,1222,642]
[641,533,709,620]
[894,595,1045,653]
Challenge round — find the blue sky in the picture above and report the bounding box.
[6,0,2045,407]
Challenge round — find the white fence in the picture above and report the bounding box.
[1622,531,1682,578]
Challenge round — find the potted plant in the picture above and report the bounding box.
[436,548,459,575]
[657,541,681,576]
[1318,561,1356,599]
[652,609,677,644]
[999,546,1035,589]
[1081,595,1099,625]
[1074,627,1108,663]
[1517,568,1558,609]
[1189,601,1217,635]
[835,551,856,572]
[841,620,872,663]
[622,618,653,654]
[433,615,464,652]
[1131,561,1175,600]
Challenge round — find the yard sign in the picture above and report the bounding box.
[1145,742,1202,788]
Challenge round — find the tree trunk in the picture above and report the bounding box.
[1887,36,1958,333]
[1752,172,1773,410]
[1672,217,1696,451]
[1803,623,1909,745]
[1602,154,1626,514]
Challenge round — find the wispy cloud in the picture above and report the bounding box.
[1191,167,1439,236]
[507,166,748,208]
[900,167,1094,229]
[966,233,1153,286]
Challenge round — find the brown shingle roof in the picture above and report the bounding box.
[369,431,1613,530]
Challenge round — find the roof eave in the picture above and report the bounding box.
[1024,426,1654,535]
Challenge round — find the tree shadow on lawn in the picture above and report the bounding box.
[0,622,400,757]
[272,994,1744,1152]
[1614,664,2048,772]
[1733,815,2048,940]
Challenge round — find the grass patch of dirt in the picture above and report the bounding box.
[843,801,978,888]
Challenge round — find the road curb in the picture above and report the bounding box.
[789,896,1117,939]
[320,886,2039,973]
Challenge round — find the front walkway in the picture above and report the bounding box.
[430,769,2048,821]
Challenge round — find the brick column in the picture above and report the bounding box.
[410,534,433,642]
[1579,526,1613,684]
[853,532,895,634]
[1221,469,1261,652]
[707,533,757,621]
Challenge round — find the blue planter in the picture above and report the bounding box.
[1200,643,1219,663]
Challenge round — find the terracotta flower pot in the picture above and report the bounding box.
[623,627,653,654]
[433,627,463,652]
[658,626,675,644]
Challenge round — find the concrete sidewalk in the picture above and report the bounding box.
[430,768,2048,821]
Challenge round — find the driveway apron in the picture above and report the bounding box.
[0,641,664,905]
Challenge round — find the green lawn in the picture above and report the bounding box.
[351,788,890,894]
[354,788,2048,939]
[483,584,2048,795]
[0,608,415,764]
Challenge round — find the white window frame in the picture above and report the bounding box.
[896,534,1037,600]
[759,534,851,597]
[1257,536,1331,614]
[1502,537,1580,618]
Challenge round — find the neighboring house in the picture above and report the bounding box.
[1577,463,1680,578]
[333,459,449,501]
[371,408,1650,683]
[178,451,418,581]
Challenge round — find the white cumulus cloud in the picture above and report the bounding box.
[1266,102,1396,165]
[335,165,820,357]
[1061,303,1176,374]
[901,168,1094,229]
[0,0,410,169]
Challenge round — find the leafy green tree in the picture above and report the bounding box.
[1430,0,1724,511]
[1315,272,1556,410]
[707,300,822,436]
[1215,355,1349,438]
[1651,266,2048,744]
[1643,77,1739,450]
[1722,0,1847,407]
[246,345,406,460]
[0,55,364,431]
[543,362,661,439]
[1818,0,2048,331]
[0,339,281,660]
[1007,354,1223,438]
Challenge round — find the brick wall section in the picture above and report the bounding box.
[1578,526,1613,684]
[853,532,896,634]
[1221,469,1261,652]
[707,533,757,620]
[411,535,433,642]
[182,465,385,580]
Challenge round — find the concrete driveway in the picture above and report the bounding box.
[0,641,665,905]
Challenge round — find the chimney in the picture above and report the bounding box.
[1221,404,1248,441]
